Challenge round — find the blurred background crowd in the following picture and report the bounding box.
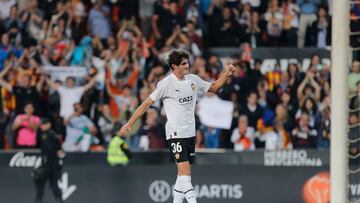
[0,0,358,154]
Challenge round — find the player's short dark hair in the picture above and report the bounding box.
[167,49,190,70]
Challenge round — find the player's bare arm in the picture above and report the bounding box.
[208,64,236,93]
[119,97,155,136]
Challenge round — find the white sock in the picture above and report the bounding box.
[178,175,197,203]
[173,176,184,203]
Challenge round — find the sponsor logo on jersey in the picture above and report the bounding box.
[179,96,193,104]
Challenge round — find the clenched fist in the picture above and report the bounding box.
[225,64,236,77]
[119,124,132,137]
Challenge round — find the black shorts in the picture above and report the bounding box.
[167,137,196,164]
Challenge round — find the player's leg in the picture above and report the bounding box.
[168,139,186,203]
[169,138,197,203]
[176,161,197,203]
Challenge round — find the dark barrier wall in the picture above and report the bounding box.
[0,150,358,203]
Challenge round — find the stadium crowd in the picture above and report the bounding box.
[0,0,358,153]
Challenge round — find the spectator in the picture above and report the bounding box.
[0,0,16,20]
[273,120,292,149]
[183,20,203,52]
[348,60,360,93]
[231,114,255,151]
[88,0,111,42]
[62,102,97,152]
[291,112,318,148]
[274,103,294,132]
[216,7,240,47]
[317,107,330,149]
[97,104,115,147]
[45,75,97,119]
[4,5,23,33]
[247,59,264,92]
[206,54,223,80]
[295,97,321,130]
[237,3,252,28]
[257,120,291,150]
[245,11,261,47]
[139,0,157,40]
[12,101,40,148]
[297,0,321,47]
[310,7,331,48]
[0,58,43,116]
[241,0,262,12]
[264,0,283,46]
[349,81,360,111]
[297,72,321,106]
[257,79,277,109]
[207,0,226,46]
[240,91,263,130]
[152,0,183,49]
[281,0,299,46]
[164,25,190,52]
[202,126,222,148]
[138,107,166,149]
[22,0,44,44]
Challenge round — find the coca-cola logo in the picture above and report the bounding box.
[9,151,42,168]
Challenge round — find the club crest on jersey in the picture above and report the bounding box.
[191,83,195,91]
[175,153,180,160]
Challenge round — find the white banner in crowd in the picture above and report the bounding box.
[198,95,234,129]
[43,64,105,89]
[43,66,88,82]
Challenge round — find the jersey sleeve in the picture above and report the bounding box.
[149,80,166,101]
[194,75,211,93]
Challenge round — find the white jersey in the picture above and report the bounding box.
[149,73,211,140]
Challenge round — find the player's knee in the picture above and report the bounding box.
[177,162,191,175]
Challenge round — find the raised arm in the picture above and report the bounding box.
[0,62,12,78]
[297,74,309,101]
[165,30,178,47]
[105,79,115,98]
[44,75,60,91]
[119,97,155,136]
[0,63,14,92]
[36,74,45,92]
[82,75,97,92]
[309,77,321,101]
[208,64,235,93]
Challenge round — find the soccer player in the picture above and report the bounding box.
[120,49,235,203]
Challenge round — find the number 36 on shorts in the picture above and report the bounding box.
[171,142,182,153]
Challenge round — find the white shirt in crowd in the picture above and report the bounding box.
[231,127,256,151]
[58,86,85,118]
[150,73,210,140]
[62,114,95,152]
[241,0,261,7]
[0,0,16,20]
